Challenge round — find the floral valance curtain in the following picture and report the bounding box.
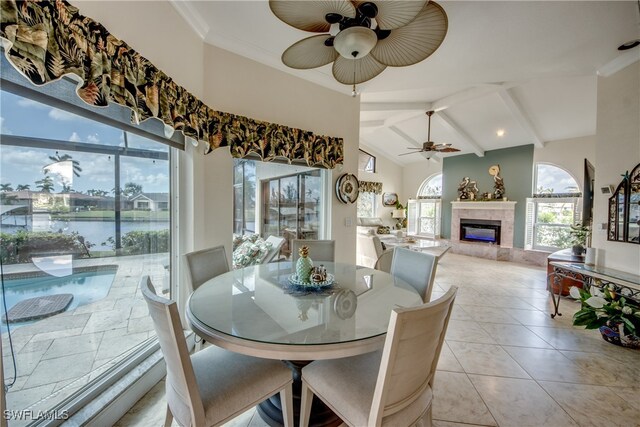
[0,0,343,168]
[359,181,382,195]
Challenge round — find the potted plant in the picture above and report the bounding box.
[569,222,590,255]
[570,284,640,348]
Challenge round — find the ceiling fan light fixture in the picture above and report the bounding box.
[333,26,377,59]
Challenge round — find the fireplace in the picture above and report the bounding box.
[460,219,501,245]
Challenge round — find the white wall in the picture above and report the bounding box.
[533,136,596,191]
[201,44,360,263]
[358,144,404,227]
[592,61,640,273]
[402,159,443,200]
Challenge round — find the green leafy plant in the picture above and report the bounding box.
[570,284,640,336]
[569,222,590,247]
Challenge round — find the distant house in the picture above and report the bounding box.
[129,193,169,211]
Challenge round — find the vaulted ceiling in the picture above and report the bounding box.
[171,1,640,165]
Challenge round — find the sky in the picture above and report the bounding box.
[0,91,169,194]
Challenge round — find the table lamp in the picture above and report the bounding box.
[392,209,406,229]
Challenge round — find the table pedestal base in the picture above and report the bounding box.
[257,361,342,427]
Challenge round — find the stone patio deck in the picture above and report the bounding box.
[1,253,169,424]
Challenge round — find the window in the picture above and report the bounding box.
[417,173,442,198]
[358,149,376,173]
[526,163,582,251]
[408,174,442,237]
[233,160,257,234]
[357,192,376,218]
[1,86,172,420]
[233,160,327,260]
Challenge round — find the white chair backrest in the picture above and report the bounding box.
[374,249,394,273]
[292,239,335,263]
[357,234,385,268]
[390,247,438,303]
[184,245,229,292]
[140,276,204,426]
[369,286,458,425]
[262,235,286,263]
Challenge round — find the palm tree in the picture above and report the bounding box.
[48,153,82,177]
[16,184,30,191]
[36,175,55,193]
[0,183,14,192]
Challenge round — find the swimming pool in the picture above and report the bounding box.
[1,267,117,329]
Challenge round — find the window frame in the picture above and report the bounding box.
[358,149,376,173]
[526,163,583,251]
[0,80,174,423]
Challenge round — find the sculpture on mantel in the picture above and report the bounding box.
[489,165,506,200]
[458,177,479,200]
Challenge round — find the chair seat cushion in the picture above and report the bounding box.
[190,346,291,425]
[302,350,433,426]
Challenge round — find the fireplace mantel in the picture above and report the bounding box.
[451,201,517,210]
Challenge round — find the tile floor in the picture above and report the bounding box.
[116,253,640,427]
[2,254,167,423]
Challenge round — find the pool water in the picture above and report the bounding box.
[1,269,116,329]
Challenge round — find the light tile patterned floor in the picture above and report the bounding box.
[2,253,167,423]
[116,253,640,427]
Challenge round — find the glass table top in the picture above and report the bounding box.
[550,262,640,290]
[188,261,422,347]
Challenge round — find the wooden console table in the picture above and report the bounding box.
[547,249,584,296]
[548,262,640,318]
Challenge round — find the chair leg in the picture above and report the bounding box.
[280,383,294,427]
[164,404,173,427]
[299,382,314,427]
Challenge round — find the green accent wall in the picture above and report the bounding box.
[442,145,534,248]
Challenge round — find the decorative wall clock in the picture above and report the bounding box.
[335,173,359,204]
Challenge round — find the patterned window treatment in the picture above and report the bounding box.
[0,0,343,168]
[359,181,382,195]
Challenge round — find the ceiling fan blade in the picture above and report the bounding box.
[332,55,386,84]
[353,0,427,30]
[282,35,339,69]
[370,2,448,67]
[437,147,461,153]
[269,0,356,33]
[398,151,421,156]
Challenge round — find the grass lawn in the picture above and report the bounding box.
[52,210,169,221]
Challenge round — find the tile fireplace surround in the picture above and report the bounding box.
[451,201,517,248]
[447,201,553,264]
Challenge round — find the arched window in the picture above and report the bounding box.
[408,173,443,237]
[417,173,442,198]
[526,163,582,251]
[534,163,580,196]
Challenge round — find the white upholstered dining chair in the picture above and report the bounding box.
[390,247,439,303]
[291,239,335,263]
[374,249,394,273]
[299,286,458,427]
[140,276,294,427]
[184,245,229,292]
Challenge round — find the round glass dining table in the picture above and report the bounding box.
[186,261,422,427]
[186,261,422,360]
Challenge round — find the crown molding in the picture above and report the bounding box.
[597,50,640,77]
[169,0,210,40]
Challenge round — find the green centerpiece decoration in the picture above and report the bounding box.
[296,245,313,284]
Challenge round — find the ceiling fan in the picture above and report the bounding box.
[399,111,460,156]
[269,0,448,88]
